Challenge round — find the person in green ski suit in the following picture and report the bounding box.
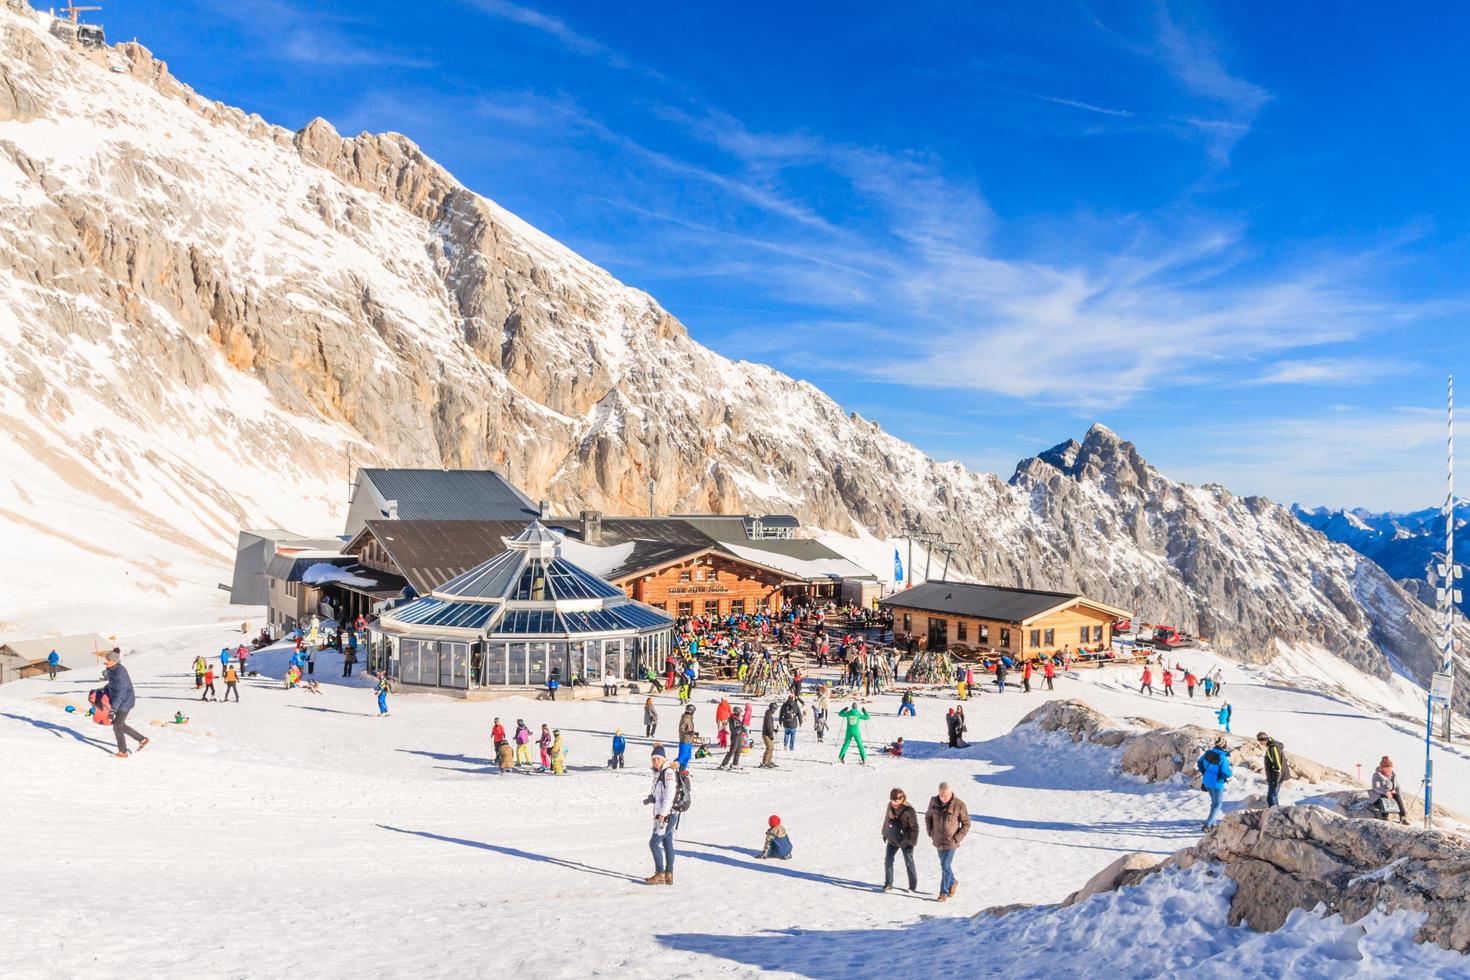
[838,702,869,764]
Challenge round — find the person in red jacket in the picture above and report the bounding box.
[1185,672,1198,698]
[1162,669,1175,697]
[1042,658,1056,691]
[1139,667,1153,696]
[1022,660,1033,693]
[491,717,507,748]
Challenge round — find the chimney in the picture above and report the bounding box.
[581,509,603,546]
[539,499,550,518]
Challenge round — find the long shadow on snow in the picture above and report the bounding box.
[289,705,376,717]
[378,825,645,882]
[679,841,882,893]
[658,921,963,980]
[961,730,1188,795]
[0,711,115,751]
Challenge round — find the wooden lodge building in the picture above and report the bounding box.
[879,581,1131,659]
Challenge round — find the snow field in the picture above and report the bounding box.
[4,604,1469,978]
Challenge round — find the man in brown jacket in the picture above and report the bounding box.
[925,782,970,902]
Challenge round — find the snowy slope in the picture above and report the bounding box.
[0,0,1460,710]
[2,618,1468,977]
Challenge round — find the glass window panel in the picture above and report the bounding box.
[508,642,527,684]
[485,643,506,685]
[528,643,547,684]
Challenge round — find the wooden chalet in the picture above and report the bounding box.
[879,581,1131,658]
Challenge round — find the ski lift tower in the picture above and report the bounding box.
[1426,374,1459,828]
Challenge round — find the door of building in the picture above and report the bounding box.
[927,617,949,651]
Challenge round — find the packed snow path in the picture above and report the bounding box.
[3,623,1467,979]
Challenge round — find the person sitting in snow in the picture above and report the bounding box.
[884,736,905,757]
[757,815,793,860]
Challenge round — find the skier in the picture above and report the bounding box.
[538,724,553,771]
[925,782,970,901]
[1368,755,1409,824]
[1042,658,1055,691]
[46,649,59,681]
[780,695,801,751]
[644,745,679,885]
[898,688,916,717]
[201,665,217,702]
[1162,669,1175,697]
[881,787,919,892]
[1022,659,1032,694]
[1211,669,1225,698]
[760,702,779,768]
[99,650,148,759]
[1139,667,1153,696]
[757,815,793,860]
[644,697,658,738]
[375,672,391,716]
[222,664,240,702]
[1185,671,1197,698]
[550,731,567,775]
[1198,737,1233,829]
[994,660,1008,694]
[514,719,532,766]
[677,705,697,770]
[192,654,207,689]
[945,708,959,748]
[492,717,506,749]
[715,697,733,747]
[611,729,627,769]
[718,708,746,769]
[1217,702,1232,734]
[837,701,869,765]
[1202,674,1215,698]
[1257,731,1287,807]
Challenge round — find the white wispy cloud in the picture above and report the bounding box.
[1024,92,1135,118]
[204,0,434,70]
[1153,6,1270,163]
[1247,357,1414,387]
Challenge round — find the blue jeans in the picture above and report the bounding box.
[783,727,797,750]
[1205,784,1225,826]
[650,813,680,873]
[898,703,916,716]
[1266,778,1280,808]
[937,847,957,894]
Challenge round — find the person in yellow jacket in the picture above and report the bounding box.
[550,730,567,775]
[192,655,207,689]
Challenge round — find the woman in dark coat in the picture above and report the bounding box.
[881,787,920,892]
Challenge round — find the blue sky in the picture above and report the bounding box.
[108,1,1470,511]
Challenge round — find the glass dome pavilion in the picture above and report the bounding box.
[368,522,676,691]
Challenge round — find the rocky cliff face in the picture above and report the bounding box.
[0,0,1461,698]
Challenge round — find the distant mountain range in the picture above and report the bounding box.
[1292,502,1470,614]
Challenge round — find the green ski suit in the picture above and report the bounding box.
[838,706,869,762]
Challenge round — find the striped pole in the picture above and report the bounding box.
[1428,376,1456,827]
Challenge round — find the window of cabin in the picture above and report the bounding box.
[1080,626,1090,643]
[903,613,912,632]
[704,600,721,617]
[1044,628,1054,646]
[957,622,968,642]
[731,599,745,615]
[677,601,693,617]
[1001,628,1010,647]
[1093,625,1103,642]
[679,570,691,583]
[1029,629,1040,648]
[979,624,990,644]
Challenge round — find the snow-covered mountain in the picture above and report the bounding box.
[1293,502,1470,615]
[0,0,1463,703]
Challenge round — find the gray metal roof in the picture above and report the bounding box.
[359,468,540,522]
[879,581,1085,623]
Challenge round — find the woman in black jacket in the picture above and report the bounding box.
[881,787,920,892]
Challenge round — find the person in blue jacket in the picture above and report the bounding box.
[1217,702,1233,734]
[220,646,231,671]
[99,649,148,758]
[758,814,793,859]
[610,729,627,769]
[547,671,560,701]
[46,649,60,681]
[1198,737,1233,830]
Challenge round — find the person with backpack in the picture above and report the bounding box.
[881,787,919,892]
[1198,737,1233,830]
[1257,731,1287,807]
[98,650,148,759]
[610,729,627,769]
[644,698,658,738]
[760,702,779,768]
[718,709,746,770]
[780,695,802,751]
[925,782,970,901]
[375,672,391,716]
[514,719,532,766]
[46,649,60,681]
[838,702,870,764]
[222,663,240,702]
[1217,702,1233,734]
[758,814,793,860]
[1368,756,1409,824]
[677,705,697,770]
[644,745,681,885]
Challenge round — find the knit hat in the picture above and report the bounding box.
[684,704,695,713]
[651,744,667,759]
[768,814,781,828]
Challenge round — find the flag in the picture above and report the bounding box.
[894,548,904,584]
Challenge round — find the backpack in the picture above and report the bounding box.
[672,769,693,813]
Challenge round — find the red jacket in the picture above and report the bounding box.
[1142,669,1152,684]
[492,723,506,743]
[1163,671,1173,685]
[1043,662,1055,678]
